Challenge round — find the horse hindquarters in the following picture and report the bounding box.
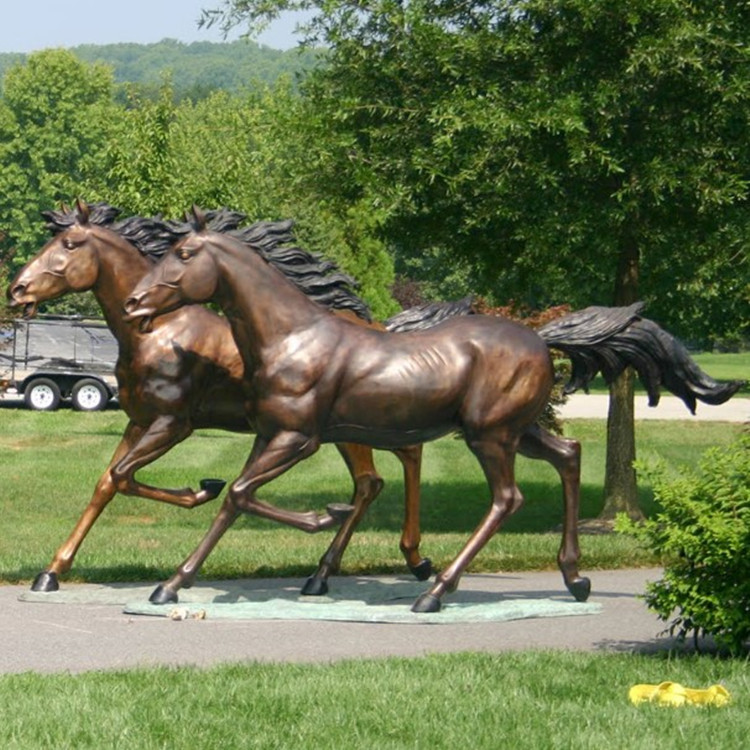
[410,329,570,613]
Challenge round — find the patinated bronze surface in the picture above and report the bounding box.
[7,201,434,593]
[124,207,742,612]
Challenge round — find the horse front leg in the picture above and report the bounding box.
[394,444,432,581]
[230,432,352,532]
[301,442,384,596]
[519,424,590,602]
[30,422,140,591]
[110,414,226,506]
[150,431,327,604]
[412,437,523,613]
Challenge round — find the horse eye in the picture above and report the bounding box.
[63,239,76,250]
[177,248,192,261]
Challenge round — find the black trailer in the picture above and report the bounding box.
[0,317,118,411]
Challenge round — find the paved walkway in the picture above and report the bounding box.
[559,394,749,422]
[1,569,687,674]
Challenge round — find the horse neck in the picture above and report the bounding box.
[89,232,154,344]
[212,236,327,358]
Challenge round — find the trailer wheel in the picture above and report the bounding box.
[24,378,61,411]
[71,379,109,412]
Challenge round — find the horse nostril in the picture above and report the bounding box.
[7,283,24,302]
[123,295,140,314]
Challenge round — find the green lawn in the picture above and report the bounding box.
[0,409,746,748]
[0,652,746,749]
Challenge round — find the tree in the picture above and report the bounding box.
[204,0,750,519]
[0,49,117,276]
[87,80,398,319]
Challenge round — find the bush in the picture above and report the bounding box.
[618,431,750,653]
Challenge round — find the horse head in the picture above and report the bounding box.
[7,199,119,316]
[124,207,220,332]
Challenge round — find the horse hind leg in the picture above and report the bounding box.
[394,444,432,581]
[412,437,523,613]
[519,424,591,602]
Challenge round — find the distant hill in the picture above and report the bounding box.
[0,39,320,97]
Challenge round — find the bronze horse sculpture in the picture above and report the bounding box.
[124,207,742,612]
[10,200,637,599]
[8,201,446,592]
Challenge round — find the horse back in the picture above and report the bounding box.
[319,315,553,446]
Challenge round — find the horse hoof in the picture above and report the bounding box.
[411,592,442,613]
[149,584,179,605]
[301,576,329,596]
[409,558,433,581]
[326,503,355,523]
[568,576,591,602]
[199,478,226,498]
[31,571,59,592]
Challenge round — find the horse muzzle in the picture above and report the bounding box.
[6,282,37,318]
[123,294,155,333]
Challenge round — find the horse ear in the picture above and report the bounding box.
[190,204,207,230]
[75,198,90,225]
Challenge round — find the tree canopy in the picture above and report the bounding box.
[204,0,750,346]
[202,0,750,520]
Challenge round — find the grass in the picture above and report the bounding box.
[0,651,747,749]
[0,408,743,585]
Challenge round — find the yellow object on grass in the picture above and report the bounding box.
[629,682,731,707]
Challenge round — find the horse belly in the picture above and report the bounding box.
[323,350,468,447]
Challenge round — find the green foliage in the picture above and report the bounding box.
[618,432,750,653]
[207,0,750,342]
[0,40,319,100]
[0,49,396,318]
[85,79,397,318]
[0,250,13,330]
[0,50,118,272]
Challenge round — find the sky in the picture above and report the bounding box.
[0,0,301,53]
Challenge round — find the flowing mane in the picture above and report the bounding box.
[43,202,121,233]
[41,201,184,263]
[177,208,373,322]
[117,208,250,262]
[42,201,373,321]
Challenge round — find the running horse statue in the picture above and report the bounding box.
[124,207,742,612]
[7,200,447,592]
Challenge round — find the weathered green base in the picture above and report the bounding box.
[20,576,602,624]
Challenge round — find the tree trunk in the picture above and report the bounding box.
[600,367,642,520]
[598,227,642,521]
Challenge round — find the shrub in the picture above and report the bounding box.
[618,431,750,653]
